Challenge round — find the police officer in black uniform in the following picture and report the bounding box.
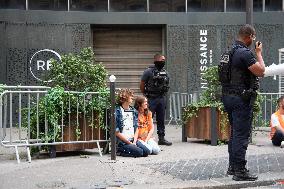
[221,24,265,181]
[140,54,172,146]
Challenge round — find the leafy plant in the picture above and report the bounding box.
[182,66,225,123]
[182,66,262,137]
[0,84,6,94]
[22,48,109,147]
[47,47,107,92]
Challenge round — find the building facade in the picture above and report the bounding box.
[0,0,284,94]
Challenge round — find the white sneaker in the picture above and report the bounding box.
[281,141,284,148]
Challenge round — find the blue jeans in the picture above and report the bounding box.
[222,95,253,167]
[117,141,150,157]
[148,96,166,137]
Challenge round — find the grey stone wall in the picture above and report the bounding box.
[0,22,91,85]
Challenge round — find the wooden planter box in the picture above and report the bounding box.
[56,113,107,152]
[182,107,230,145]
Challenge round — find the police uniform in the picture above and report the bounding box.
[141,65,170,143]
[221,41,258,176]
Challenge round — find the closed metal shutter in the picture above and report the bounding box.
[93,27,162,95]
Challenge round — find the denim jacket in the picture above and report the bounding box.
[115,106,138,145]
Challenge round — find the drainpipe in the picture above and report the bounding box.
[246,0,253,25]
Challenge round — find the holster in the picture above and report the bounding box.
[241,89,257,106]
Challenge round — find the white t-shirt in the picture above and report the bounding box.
[271,114,284,128]
[120,107,135,141]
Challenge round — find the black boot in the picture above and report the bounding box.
[158,136,172,146]
[232,166,258,181]
[226,165,235,175]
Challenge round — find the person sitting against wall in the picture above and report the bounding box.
[270,96,284,147]
[115,88,150,157]
[134,95,160,155]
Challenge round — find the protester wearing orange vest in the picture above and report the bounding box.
[270,96,284,147]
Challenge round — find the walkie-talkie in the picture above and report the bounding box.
[255,41,261,49]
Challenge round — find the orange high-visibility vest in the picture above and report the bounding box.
[270,110,284,139]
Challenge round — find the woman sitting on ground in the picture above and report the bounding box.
[134,95,160,155]
[115,89,150,157]
[270,96,284,147]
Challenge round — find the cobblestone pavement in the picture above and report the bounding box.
[145,153,284,181]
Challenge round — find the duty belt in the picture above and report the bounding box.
[222,89,244,96]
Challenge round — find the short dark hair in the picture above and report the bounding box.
[154,53,163,60]
[238,24,256,37]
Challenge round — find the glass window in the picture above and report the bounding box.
[70,0,107,11]
[110,0,147,12]
[187,0,224,12]
[265,0,282,11]
[226,0,246,12]
[149,0,185,12]
[253,0,263,12]
[0,0,26,9]
[29,0,68,11]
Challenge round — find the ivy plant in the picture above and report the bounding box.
[23,47,109,145]
[0,84,6,94]
[182,66,262,135]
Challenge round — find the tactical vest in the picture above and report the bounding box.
[145,66,169,98]
[220,44,258,93]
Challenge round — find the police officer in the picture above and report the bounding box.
[140,54,172,146]
[221,24,265,181]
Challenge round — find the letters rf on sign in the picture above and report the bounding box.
[29,49,61,83]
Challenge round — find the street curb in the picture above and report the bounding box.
[182,180,276,189]
[178,171,284,189]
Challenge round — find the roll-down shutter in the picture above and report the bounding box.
[93,27,162,94]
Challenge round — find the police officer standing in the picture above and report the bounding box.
[140,54,172,146]
[221,24,265,181]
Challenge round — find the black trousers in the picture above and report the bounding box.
[272,130,284,146]
[222,95,253,168]
[148,96,166,137]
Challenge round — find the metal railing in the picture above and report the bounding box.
[167,92,193,126]
[0,86,112,163]
[254,92,284,128]
[167,91,284,129]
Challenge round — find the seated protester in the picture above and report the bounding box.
[115,89,150,157]
[134,96,161,155]
[270,96,284,147]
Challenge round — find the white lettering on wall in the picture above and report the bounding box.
[199,29,213,90]
[199,30,208,89]
[36,60,52,71]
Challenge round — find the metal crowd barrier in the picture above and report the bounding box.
[254,92,284,128]
[0,86,111,163]
[167,92,284,129]
[167,92,193,126]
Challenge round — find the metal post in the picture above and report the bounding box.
[246,0,253,25]
[210,107,217,146]
[109,75,116,160]
[182,107,187,142]
[108,0,110,12]
[246,0,254,144]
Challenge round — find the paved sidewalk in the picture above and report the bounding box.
[1,125,284,189]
